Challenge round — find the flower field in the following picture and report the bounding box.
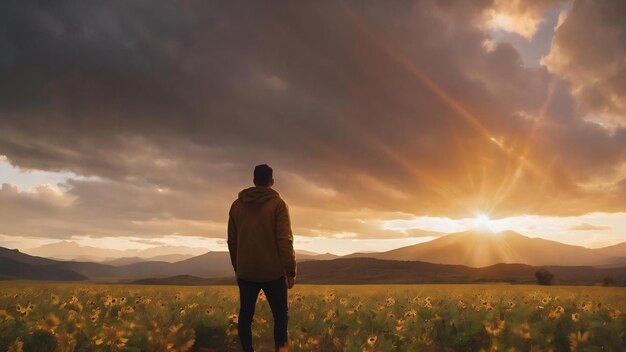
[0,282,624,351]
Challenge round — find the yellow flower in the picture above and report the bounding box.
[549,305,565,319]
[580,301,592,312]
[395,318,406,331]
[484,319,506,336]
[608,308,621,320]
[514,322,531,340]
[66,310,81,329]
[404,309,417,318]
[253,315,267,324]
[571,312,580,322]
[35,313,61,334]
[1,309,15,321]
[323,290,336,303]
[56,332,77,352]
[481,300,494,310]
[569,331,589,350]
[7,337,23,352]
[417,333,433,346]
[323,309,336,322]
[92,325,129,348]
[367,335,378,346]
[305,337,320,348]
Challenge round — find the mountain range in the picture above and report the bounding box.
[22,241,206,263]
[346,230,626,267]
[1,230,624,284]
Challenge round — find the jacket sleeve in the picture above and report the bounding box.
[227,203,237,272]
[276,200,297,277]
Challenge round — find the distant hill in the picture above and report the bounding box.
[101,254,196,266]
[23,240,336,264]
[0,247,58,266]
[593,242,626,258]
[297,251,341,261]
[23,241,206,262]
[346,230,626,267]
[47,253,233,281]
[0,247,341,282]
[0,257,86,281]
[296,258,626,285]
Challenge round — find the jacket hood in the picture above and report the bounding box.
[238,186,279,205]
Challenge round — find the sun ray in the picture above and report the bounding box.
[340,4,554,216]
[486,78,558,214]
[341,4,547,175]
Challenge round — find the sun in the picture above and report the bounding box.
[473,213,495,232]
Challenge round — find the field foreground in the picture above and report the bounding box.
[0,282,624,351]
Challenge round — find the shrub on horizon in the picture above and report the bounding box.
[535,268,554,285]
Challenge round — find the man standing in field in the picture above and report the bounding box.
[228,164,297,352]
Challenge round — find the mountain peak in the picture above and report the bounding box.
[349,229,623,267]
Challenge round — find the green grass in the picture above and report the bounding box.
[0,282,624,351]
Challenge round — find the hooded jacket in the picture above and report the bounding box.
[227,186,297,282]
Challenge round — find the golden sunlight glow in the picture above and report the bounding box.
[483,1,543,40]
[341,4,551,219]
[473,213,495,232]
[487,12,515,32]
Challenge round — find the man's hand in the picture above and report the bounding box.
[286,276,295,289]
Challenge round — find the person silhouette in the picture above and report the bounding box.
[227,164,297,352]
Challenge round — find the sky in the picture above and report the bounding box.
[0,0,625,256]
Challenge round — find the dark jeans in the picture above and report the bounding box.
[237,276,288,352]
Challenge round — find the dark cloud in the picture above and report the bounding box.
[0,0,625,241]
[543,0,626,122]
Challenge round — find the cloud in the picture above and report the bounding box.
[482,0,565,39]
[0,0,624,243]
[568,223,612,231]
[542,0,626,123]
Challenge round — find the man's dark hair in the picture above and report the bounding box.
[253,164,273,186]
